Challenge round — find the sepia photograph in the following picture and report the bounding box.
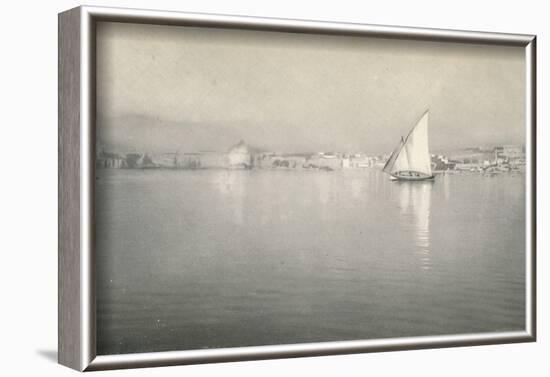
[93,20,528,356]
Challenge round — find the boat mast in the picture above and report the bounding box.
[383,110,431,177]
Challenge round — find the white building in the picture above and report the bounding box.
[227,140,252,169]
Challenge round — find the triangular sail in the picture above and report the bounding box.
[383,138,405,174]
[403,112,431,176]
[391,138,410,173]
[385,111,432,176]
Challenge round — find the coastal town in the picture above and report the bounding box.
[96,140,526,175]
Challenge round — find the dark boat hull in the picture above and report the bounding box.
[390,171,435,181]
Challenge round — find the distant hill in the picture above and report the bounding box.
[97,114,245,154]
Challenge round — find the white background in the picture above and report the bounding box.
[0,0,546,375]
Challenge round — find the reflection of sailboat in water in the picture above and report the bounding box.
[383,111,434,181]
[396,182,433,270]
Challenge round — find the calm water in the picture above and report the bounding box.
[95,169,525,355]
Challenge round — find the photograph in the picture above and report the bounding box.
[93,19,529,356]
[3,0,549,376]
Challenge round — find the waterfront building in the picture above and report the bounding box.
[498,145,525,161]
[252,152,275,169]
[198,151,228,169]
[342,156,351,168]
[125,153,155,168]
[349,154,371,168]
[307,153,343,170]
[151,152,178,168]
[227,140,252,169]
[96,151,126,169]
[431,155,456,171]
[175,153,201,169]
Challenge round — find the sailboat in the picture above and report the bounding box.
[382,111,434,181]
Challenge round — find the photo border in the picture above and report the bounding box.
[58,5,536,371]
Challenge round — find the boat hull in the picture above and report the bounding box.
[390,171,434,181]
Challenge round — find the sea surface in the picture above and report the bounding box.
[95,169,526,355]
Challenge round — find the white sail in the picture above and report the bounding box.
[391,139,410,173]
[389,111,432,176]
[383,138,405,174]
[403,112,431,175]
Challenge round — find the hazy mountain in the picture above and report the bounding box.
[97,114,245,154]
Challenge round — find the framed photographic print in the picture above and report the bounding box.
[58,6,536,371]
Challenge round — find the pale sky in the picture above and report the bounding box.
[96,21,525,154]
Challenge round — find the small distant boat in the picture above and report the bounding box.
[383,111,434,181]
